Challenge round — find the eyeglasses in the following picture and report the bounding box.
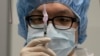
[25,15,78,30]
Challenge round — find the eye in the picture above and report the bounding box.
[29,16,43,25]
[54,17,72,26]
[58,17,71,22]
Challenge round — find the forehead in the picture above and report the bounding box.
[30,3,75,17]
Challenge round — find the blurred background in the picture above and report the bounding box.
[0,0,100,56]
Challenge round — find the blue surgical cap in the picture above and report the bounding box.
[17,0,90,44]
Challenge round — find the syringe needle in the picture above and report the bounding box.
[43,4,48,37]
[42,4,48,47]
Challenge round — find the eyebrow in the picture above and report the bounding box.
[31,9,42,14]
[56,9,71,15]
[31,9,74,16]
[34,9,70,13]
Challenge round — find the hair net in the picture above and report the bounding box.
[17,0,90,44]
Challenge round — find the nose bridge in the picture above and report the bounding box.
[47,18,53,25]
[47,23,55,31]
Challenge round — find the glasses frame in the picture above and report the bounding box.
[25,15,78,30]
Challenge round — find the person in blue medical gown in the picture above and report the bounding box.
[17,0,94,56]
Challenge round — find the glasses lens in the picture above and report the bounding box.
[27,15,75,29]
[54,16,72,29]
[28,16,44,28]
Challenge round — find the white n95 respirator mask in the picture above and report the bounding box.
[27,23,76,56]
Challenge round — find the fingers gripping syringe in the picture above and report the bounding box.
[43,4,48,37]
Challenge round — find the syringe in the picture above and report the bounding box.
[42,4,49,47]
[43,4,48,37]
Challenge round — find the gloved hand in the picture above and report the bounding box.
[20,37,56,56]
